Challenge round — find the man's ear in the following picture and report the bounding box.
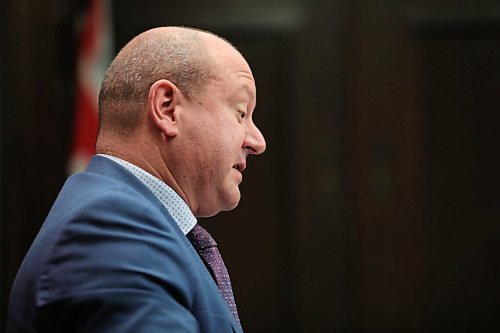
[148,79,181,137]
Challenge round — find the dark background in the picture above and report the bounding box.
[1,0,499,332]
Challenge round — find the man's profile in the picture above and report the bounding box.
[7,26,266,333]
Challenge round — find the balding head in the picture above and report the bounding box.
[97,27,226,137]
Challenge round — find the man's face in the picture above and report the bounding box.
[177,47,266,217]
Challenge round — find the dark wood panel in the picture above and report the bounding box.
[344,1,500,332]
[421,33,500,331]
[344,1,425,331]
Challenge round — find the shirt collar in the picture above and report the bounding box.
[98,154,197,235]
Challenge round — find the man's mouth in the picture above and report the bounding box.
[232,162,246,172]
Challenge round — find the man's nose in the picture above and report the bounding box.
[244,123,266,155]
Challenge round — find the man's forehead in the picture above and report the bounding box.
[230,78,256,103]
[243,83,256,103]
[201,33,256,103]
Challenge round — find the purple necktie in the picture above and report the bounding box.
[187,224,241,325]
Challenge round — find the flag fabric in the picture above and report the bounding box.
[68,0,114,174]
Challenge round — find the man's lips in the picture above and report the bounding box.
[232,161,246,173]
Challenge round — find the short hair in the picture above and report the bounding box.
[97,27,215,135]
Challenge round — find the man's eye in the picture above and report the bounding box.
[238,111,246,119]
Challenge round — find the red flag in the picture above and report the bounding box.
[68,0,113,174]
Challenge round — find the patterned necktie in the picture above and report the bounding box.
[187,224,241,325]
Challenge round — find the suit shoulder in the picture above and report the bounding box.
[51,170,172,228]
[36,174,196,305]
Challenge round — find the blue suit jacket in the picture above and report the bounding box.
[8,156,242,333]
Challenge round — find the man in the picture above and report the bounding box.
[7,26,266,333]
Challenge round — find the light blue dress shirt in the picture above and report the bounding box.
[100,154,197,235]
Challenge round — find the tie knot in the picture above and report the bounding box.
[187,224,217,250]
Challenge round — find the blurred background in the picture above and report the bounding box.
[1,0,499,332]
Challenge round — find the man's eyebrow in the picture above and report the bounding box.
[242,85,256,104]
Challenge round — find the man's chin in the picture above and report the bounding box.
[195,195,240,217]
[196,191,240,217]
[221,187,242,211]
[223,191,241,212]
